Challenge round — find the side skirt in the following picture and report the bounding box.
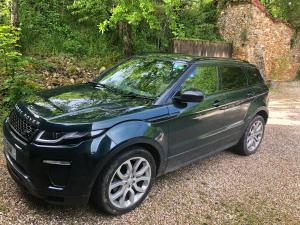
[163,141,238,174]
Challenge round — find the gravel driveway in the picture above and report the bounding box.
[0,82,299,225]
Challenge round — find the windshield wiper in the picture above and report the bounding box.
[121,92,155,100]
[88,81,98,85]
[90,82,120,93]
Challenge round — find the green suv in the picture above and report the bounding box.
[3,54,269,215]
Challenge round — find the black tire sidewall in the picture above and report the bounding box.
[93,148,156,215]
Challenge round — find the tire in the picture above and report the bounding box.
[92,147,156,215]
[234,115,265,156]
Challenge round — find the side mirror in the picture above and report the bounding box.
[173,89,204,103]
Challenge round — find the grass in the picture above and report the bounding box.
[0,205,9,213]
[220,199,297,225]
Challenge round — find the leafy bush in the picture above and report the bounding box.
[1,74,40,105]
[0,25,41,111]
[0,25,22,75]
[63,39,85,56]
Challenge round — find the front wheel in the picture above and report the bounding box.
[92,148,156,215]
[234,115,265,156]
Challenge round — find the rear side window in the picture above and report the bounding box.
[245,67,263,85]
[181,66,218,95]
[219,66,247,91]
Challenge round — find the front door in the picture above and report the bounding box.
[167,64,227,171]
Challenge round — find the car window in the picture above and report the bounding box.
[95,57,188,98]
[181,66,218,95]
[219,66,247,91]
[245,67,263,85]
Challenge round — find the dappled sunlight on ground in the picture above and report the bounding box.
[268,99,300,126]
[268,83,300,126]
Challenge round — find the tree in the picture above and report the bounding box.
[10,0,19,27]
[71,0,186,56]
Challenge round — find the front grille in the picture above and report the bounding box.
[8,110,39,142]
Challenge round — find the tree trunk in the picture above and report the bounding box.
[10,0,19,27]
[118,21,133,56]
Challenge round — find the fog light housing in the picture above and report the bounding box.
[43,160,71,187]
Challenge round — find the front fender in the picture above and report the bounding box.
[91,120,168,181]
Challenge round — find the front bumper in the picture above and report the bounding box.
[4,151,90,205]
[2,121,114,206]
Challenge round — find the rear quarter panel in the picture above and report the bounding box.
[245,83,269,125]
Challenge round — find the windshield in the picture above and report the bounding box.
[95,57,188,98]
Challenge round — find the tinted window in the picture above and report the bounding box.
[220,66,247,90]
[181,66,218,95]
[246,67,263,85]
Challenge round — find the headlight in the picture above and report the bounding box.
[35,130,104,144]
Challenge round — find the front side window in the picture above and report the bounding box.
[220,66,247,91]
[181,66,219,95]
[95,57,187,98]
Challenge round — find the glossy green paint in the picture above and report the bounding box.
[3,54,269,205]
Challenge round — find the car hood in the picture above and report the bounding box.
[20,84,167,129]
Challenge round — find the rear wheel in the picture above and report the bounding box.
[234,115,265,156]
[92,148,156,215]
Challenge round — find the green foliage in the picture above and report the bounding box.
[70,0,221,54]
[0,0,10,24]
[19,0,75,53]
[178,1,221,41]
[261,0,300,30]
[81,0,184,38]
[271,56,289,80]
[63,39,85,56]
[1,74,40,105]
[0,0,224,114]
[240,29,248,44]
[0,25,41,110]
[290,30,298,48]
[0,25,22,76]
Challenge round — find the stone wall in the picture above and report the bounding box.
[218,0,300,80]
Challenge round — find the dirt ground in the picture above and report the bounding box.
[0,82,299,225]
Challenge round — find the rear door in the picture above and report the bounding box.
[218,65,253,143]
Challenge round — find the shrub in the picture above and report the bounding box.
[63,39,85,56]
[0,25,41,109]
[1,74,40,106]
[0,25,22,75]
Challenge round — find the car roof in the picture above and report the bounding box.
[137,53,256,67]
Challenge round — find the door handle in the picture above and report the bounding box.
[212,100,220,107]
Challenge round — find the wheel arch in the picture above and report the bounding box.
[256,109,268,123]
[92,137,167,188]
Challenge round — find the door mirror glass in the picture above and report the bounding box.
[174,90,204,103]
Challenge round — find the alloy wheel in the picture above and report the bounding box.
[108,157,151,209]
[246,120,264,152]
